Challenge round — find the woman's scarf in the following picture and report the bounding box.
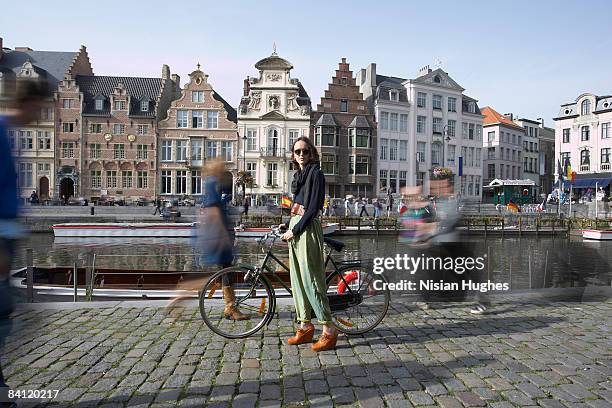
[291,162,318,195]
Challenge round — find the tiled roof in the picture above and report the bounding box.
[211,91,237,123]
[315,113,338,127]
[348,115,371,128]
[0,50,78,88]
[76,75,163,116]
[481,106,523,130]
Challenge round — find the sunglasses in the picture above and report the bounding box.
[293,149,310,156]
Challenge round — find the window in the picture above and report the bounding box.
[581,99,591,116]
[447,145,456,164]
[448,97,456,112]
[529,127,534,137]
[176,171,187,194]
[8,130,15,149]
[581,126,590,141]
[602,123,610,139]
[488,147,495,159]
[191,171,201,194]
[267,163,278,186]
[91,170,101,189]
[176,140,187,161]
[349,128,370,148]
[431,143,441,165]
[267,128,279,154]
[37,131,51,150]
[90,123,102,133]
[177,110,188,128]
[380,111,389,130]
[462,122,468,139]
[417,142,426,162]
[433,95,442,110]
[192,111,204,128]
[602,148,611,164]
[560,152,571,167]
[389,170,397,193]
[417,92,426,108]
[469,147,475,167]
[63,122,75,133]
[206,141,217,158]
[114,100,126,110]
[37,163,50,172]
[19,163,33,188]
[399,171,407,189]
[529,142,533,152]
[340,99,348,112]
[433,117,443,134]
[137,144,148,160]
[417,172,425,186]
[399,140,407,161]
[161,140,172,161]
[113,124,125,135]
[341,77,348,86]
[417,116,426,133]
[476,125,482,141]
[380,138,388,160]
[468,123,475,140]
[113,144,125,159]
[207,111,218,128]
[380,170,388,190]
[399,114,408,132]
[221,141,233,161]
[321,154,338,175]
[161,170,171,194]
[288,129,299,149]
[389,90,399,102]
[246,129,257,151]
[389,139,398,161]
[106,170,117,188]
[137,171,148,189]
[191,139,202,161]
[137,124,148,135]
[447,120,456,137]
[580,149,590,165]
[246,162,257,179]
[90,143,101,159]
[95,99,103,111]
[62,142,74,158]
[62,99,73,109]
[390,113,398,131]
[121,171,132,188]
[191,91,204,103]
[488,164,495,179]
[468,102,476,113]
[140,101,149,112]
[355,155,369,175]
[315,126,337,146]
[488,131,495,142]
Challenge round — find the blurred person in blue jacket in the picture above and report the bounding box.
[0,79,49,408]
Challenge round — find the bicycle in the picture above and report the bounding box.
[199,226,390,339]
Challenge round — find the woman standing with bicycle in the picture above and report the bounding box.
[280,136,338,351]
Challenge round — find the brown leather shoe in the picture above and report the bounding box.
[287,326,315,345]
[311,331,338,352]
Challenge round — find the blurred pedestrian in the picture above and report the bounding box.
[344,197,351,217]
[0,79,48,408]
[243,195,250,216]
[152,197,162,215]
[373,199,382,219]
[359,197,369,217]
[323,196,330,216]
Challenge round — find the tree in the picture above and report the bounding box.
[235,171,254,198]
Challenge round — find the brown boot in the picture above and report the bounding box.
[287,325,315,345]
[222,286,250,321]
[312,331,338,352]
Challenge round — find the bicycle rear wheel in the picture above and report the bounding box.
[199,266,275,339]
[328,265,390,335]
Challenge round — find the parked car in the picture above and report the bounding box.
[67,196,88,206]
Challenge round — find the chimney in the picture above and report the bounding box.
[504,113,514,120]
[537,117,544,127]
[243,77,250,97]
[171,73,180,88]
[15,46,33,51]
[161,64,170,80]
[418,65,432,76]
[368,63,376,86]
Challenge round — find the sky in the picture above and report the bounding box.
[3,0,612,125]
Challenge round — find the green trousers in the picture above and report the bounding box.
[288,215,332,324]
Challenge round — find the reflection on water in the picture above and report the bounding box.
[14,233,612,290]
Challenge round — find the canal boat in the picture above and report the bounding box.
[52,223,196,238]
[581,229,612,241]
[234,222,338,238]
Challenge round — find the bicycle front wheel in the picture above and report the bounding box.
[328,265,390,335]
[199,266,275,339]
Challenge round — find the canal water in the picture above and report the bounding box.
[13,233,612,292]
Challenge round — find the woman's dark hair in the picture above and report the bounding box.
[290,136,319,168]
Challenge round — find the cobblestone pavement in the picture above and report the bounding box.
[1,297,611,408]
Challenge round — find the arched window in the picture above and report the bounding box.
[267,128,279,156]
[581,99,591,116]
[580,149,590,165]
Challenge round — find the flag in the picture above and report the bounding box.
[564,157,572,178]
[280,195,292,209]
[536,198,546,213]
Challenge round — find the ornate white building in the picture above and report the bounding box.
[237,50,311,205]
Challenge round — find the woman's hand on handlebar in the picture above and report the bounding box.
[281,230,294,242]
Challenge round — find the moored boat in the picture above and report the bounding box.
[582,229,612,241]
[234,222,338,238]
[52,223,196,238]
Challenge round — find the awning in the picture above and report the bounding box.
[556,178,612,189]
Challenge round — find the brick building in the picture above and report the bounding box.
[55,65,179,201]
[158,64,237,200]
[311,58,377,198]
[0,37,93,203]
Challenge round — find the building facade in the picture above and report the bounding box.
[55,65,179,201]
[538,122,555,195]
[554,93,612,188]
[311,58,377,198]
[0,37,93,203]
[158,64,237,200]
[357,63,411,195]
[512,116,541,195]
[481,107,525,188]
[238,50,311,205]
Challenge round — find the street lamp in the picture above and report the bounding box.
[441,124,451,166]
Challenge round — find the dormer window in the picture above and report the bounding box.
[468,102,476,113]
[192,91,204,103]
[389,90,399,102]
[114,100,126,110]
[434,75,441,83]
[95,99,103,111]
[140,101,149,112]
[581,99,591,116]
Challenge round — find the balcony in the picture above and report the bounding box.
[260,147,287,158]
[601,163,611,171]
[580,165,590,172]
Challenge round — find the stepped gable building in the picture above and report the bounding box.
[55,65,179,201]
[311,58,377,198]
[238,49,311,205]
[0,37,92,203]
[158,64,237,199]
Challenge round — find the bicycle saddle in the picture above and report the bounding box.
[324,237,345,252]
